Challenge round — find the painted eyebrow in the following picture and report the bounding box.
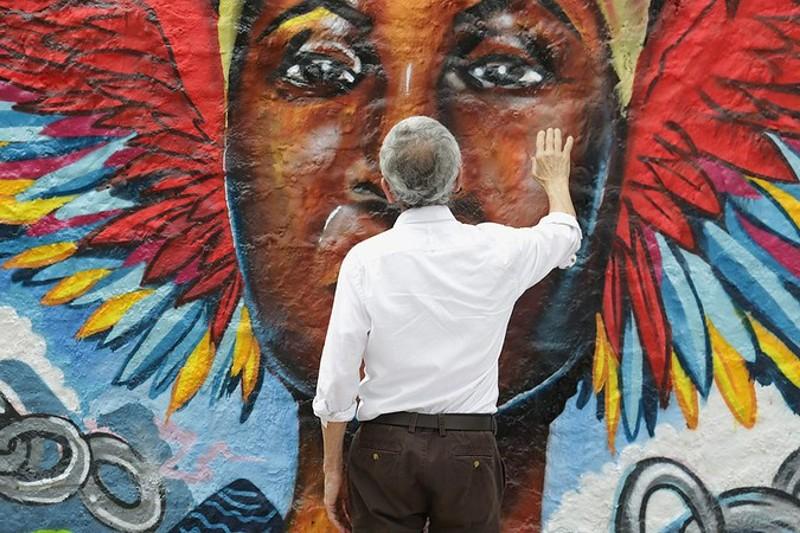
[257,0,372,42]
[454,0,578,37]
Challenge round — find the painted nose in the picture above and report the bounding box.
[377,61,440,144]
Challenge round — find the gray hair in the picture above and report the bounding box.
[379,116,462,208]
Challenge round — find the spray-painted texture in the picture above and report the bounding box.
[0,0,797,531]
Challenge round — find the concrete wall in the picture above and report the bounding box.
[0,0,798,531]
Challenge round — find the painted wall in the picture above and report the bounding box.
[0,0,798,531]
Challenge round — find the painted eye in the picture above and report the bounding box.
[462,54,545,90]
[278,42,362,96]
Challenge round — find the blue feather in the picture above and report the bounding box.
[728,193,799,246]
[0,224,105,258]
[0,125,50,142]
[203,300,244,403]
[620,311,644,441]
[19,134,134,200]
[0,136,109,162]
[55,189,136,221]
[31,257,123,282]
[149,307,210,396]
[677,246,758,362]
[698,220,800,353]
[70,264,146,306]
[103,283,176,344]
[724,203,800,287]
[655,234,712,395]
[767,133,800,179]
[116,299,205,386]
[0,110,60,127]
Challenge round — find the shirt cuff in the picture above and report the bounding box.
[312,396,357,428]
[539,211,581,229]
[540,212,582,269]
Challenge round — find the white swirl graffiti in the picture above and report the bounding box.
[0,394,165,532]
[614,447,800,532]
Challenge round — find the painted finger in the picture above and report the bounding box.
[564,135,574,155]
[546,127,553,152]
[554,128,562,152]
[536,129,545,154]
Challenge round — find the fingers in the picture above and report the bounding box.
[554,128,562,152]
[563,135,574,156]
[536,129,545,155]
[545,127,553,152]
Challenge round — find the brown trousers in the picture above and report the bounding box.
[346,420,506,532]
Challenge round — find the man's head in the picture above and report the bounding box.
[379,116,462,209]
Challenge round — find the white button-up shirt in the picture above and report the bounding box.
[312,205,583,428]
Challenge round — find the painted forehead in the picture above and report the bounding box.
[256,0,581,41]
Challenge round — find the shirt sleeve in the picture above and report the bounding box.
[509,212,583,295]
[312,249,371,428]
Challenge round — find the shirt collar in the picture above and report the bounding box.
[393,205,457,227]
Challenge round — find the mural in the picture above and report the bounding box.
[0,0,797,531]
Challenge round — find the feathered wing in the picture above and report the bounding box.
[0,0,262,419]
[593,0,800,450]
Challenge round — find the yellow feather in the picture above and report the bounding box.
[605,350,621,453]
[0,179,34,195]
[76,289,154,339]
[748,177,799,223]
[0,195,76,224]
[708,319,757,428]
[748,314,800,388]
[231,306,256,377]
[593,313,610,393]
[3,242,77,269]
[41,269,111,306]
[167,330,216,418]
[670,350,699,429]
[217,0,245,94]
[241,341,261,402]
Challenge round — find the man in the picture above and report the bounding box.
[312,117,582,532]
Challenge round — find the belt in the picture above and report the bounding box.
[362,411,497,436]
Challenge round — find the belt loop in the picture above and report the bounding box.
[438,413,446,437]
[408,412,418,433]
[492,415,497,435]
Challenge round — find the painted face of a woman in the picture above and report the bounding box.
[226,0,614,405]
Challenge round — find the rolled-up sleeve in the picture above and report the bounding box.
[511,212,583,294]
[312,249,370,428]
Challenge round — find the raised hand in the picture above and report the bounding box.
[531,127,574,190]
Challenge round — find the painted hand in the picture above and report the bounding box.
[531,127,574,190]
[324,465,351,532]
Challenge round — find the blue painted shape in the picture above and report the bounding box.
[203,299,243,402]
[724,203,800,288]
[0,136,109,162]
[767,132,800,180]
[620,311,643,441]
[655,234,712,395]
[0,110,60,127]
[699,220,800,353]
[31,256,123,282]
[70,264,146,305]
[148,305,210,395]
[677,246,758,362]
[104,283,176,344]
[168,479,285,533]
[730,192,799,245]
[55,188,136,220]
[0,223,105,258]
[116,299,204,385]
[19,134,134,200]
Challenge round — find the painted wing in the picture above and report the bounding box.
[0,0,261,419]
[593,0,800,449]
